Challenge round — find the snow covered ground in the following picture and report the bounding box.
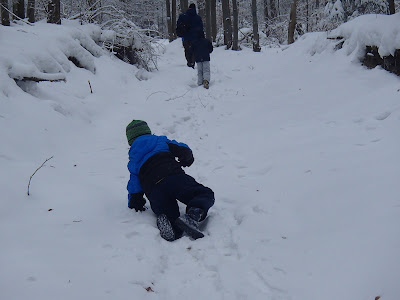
[1,16,400,300]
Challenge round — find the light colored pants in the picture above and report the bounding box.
[197,61,210,85]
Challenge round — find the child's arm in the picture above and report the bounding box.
[167,140,194,167]
[127,172,146,211]
[128,192,146,211]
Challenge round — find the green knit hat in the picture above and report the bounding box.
[126,120,151,146]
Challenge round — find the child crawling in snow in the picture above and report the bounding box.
[125,120,215,241]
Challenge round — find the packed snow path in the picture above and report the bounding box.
[1,28,400,300]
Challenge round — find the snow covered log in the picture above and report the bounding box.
[99,30,139,65]
[13,76,66,82]
[363,46,400,76]
[328,13,400,77]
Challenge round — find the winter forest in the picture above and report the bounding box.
[2,0,400,295]
[1,0,400,63]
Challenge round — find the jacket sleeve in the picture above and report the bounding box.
[208,40,213,53]
[127,171,143,195]
[167,139,194,167]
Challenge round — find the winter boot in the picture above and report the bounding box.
[203,80,209,89]
[173,207,206,240]
[157,214,175,241]
[156,214,183,242]
[186,207,206,222]
[174,217,205,240]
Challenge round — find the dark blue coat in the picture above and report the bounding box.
[177,7,204,42]
[192,38,213,62]
[127,134,193,196]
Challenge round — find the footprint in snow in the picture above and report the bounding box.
[375,111,391,121]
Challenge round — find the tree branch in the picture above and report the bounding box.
[0,3,34,26]
[27,156,54,196]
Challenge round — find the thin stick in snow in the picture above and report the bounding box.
[88,80,93,93]
[27,156,54,196]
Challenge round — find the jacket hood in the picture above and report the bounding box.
[186,7,197,16]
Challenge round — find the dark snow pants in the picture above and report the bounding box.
[183,40,195,67]
[147,173,214,221]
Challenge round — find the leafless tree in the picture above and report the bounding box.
[270,0,276,19]
[211,0,217,42]
[27,0,35,22]
[48,0,60,24]
[221,0,232,48]
[288,0,296,44]
[305,0,309,32]
[205,0,211,39]
[251,0,261,52]
[388,0,395,14]
[166,0,173,41]
[264,0,269,22]
[197,0,205,21]
[232,0,239,50]
[1,0,10,25]
[14,0,25,19]
[172,0,177,39]
[180,0,188,12]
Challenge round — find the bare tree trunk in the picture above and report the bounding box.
[198,0,205,22]
[277,0,280,20]
[1,0,10,25]
[47,0,61,24]
[305,0,309,32]
[27,0,35,22]
[388,0,395,14]
[172,0,177,39]
[221,0,232,49]
[316,0,319,8]
[288,0,297,44]
[86,0,97,23]
[269,0,276,19]
[14,0,25,19]
[264,0,269,23]
[166,0,173,42]
[180,0,188,12]
[211,0,217,42]
[205,0,211,40]
[232,0,239,50]
[251,0,261,52]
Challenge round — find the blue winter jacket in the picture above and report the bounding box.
[127,134,193,197]
[177,7,204,42]
[192,37,213,62]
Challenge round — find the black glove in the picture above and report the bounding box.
[179,151,194,167]
[128,193,146,212]
[168,143,194,167]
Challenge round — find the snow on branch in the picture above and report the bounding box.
[70,5,160,71]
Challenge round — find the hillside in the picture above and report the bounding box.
[1,17,399,300]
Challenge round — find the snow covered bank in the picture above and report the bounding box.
[329,13,400,58]
[0,20,103,94]
[1,16,400,300]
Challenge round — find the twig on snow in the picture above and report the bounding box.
[146,91,169,101]
[146,89,191,102]
[165,90,191,101]
[27,156,54,196]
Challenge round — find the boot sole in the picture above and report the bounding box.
[156,214,176,242]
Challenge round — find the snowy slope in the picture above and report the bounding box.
[1,18,400,300]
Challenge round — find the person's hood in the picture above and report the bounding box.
[186,7,197,16]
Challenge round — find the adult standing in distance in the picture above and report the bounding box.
[176,3,204,68]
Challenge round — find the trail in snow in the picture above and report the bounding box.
[1,24,400,300]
